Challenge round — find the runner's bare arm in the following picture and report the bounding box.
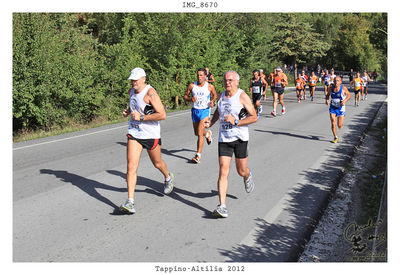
[184,83,196,102]
[231,92,257,126]
[209,84,218,107]
[341,86,352,105]
[123,89,131,117]
[142,88,167,121]
[209,107,220,128]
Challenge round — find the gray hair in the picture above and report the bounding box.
[223,70,240,81]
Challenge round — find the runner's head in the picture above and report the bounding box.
[223,70,240,92]
[252,69,260,78]
[297,73,302,79]
[356,72,361,77]
[128,67,147,90]
[333,76,342,87]
[197,68,207,84]
[275,67,282,75]
[311,71,315,76]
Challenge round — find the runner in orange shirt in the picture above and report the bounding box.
[308,71,318,101]
[270,67,288,116]
[295,73,305,103]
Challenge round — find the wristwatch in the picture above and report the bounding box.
[140,114,144,122]
[234,119,239,126]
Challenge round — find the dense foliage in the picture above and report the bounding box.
[13,13,387,133]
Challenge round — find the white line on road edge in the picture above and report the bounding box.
[13,110,191,151]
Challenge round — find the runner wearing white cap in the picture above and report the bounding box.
[119,68,175,214]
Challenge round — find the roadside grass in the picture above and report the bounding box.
[13,104,193,143]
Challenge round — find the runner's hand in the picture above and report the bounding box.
[131,110,141,121]
[224,114,235,125]
[122,108,129,118]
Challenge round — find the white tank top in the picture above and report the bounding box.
[192,81,211,109]
[217,89,249,142]
[128,85,161,139]
[362,76,368,87]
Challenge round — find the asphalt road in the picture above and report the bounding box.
[13,79,387,262]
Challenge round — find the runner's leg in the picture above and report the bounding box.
[126,139,143,199]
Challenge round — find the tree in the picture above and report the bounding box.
[269,13,330,78]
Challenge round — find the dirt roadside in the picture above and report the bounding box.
[298,99,387,262]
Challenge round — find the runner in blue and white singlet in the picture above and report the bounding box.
[325,76,351,144]
[183,68,217,163]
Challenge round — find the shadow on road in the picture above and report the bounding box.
[106,170,238,218]
[218,93,387,262]
[40,169,125,209]
[254,129,325,141]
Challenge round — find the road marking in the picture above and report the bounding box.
[13,110,192,151]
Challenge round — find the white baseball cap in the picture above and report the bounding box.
[128,67,146,80]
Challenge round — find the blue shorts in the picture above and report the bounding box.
[329,106,345,117]
[191,108,210,123]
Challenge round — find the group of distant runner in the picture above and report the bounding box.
[118,65,379,218]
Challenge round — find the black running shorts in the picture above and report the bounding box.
[218,140,248,159]
[252,93,262,104]
[274,87,285,95]
[127,134,161,150]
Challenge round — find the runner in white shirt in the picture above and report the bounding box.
[184,68,217,163]
[207,70,258,218]
[119,68,175,214]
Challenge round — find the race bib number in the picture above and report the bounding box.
[355,82,361,88]
[194,96,206,109]
[296,82,301,88]
[221,122,233,130]
[253,86,260,93]
[311,80,316,84]
[331,98,341,108]
[275,81,282,88]
[130,120,141,131]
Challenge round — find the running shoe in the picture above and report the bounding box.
[119,200,136,214]
[164,172,174,194]
[213,205,228,218]
[244,170,255,193]
[365,95,368,100]
[205,130,213,145]
[270,111,277,117]
[331,137,339,144]
[311,96,313,101]
[298,99,300,103]
[259,106,263,114]
[192,153,201,163]
[281,107,286,115]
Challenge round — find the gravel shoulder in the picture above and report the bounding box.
[298,98,387,262]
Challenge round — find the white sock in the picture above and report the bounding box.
[128,198,134,203]
[220,204,226,208]
[165,175,171,182]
